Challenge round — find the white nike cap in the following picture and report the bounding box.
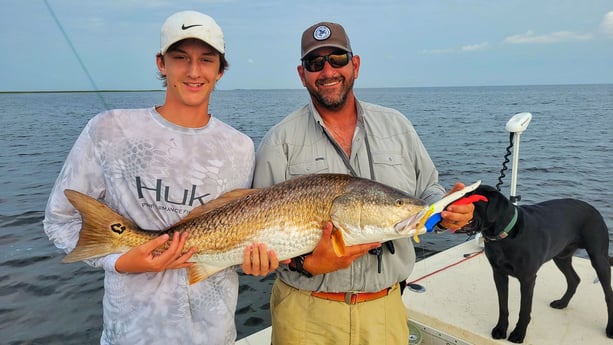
[160,10,225,55]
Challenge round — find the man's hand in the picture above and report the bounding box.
[302,221,380,276]
[115,231,196,273]
[440,182,476,230]
[241,243,288,276]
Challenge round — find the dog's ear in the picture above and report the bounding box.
[475,185,513,226]
[471,185,507,225]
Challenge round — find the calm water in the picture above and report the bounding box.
[1,85,611,344]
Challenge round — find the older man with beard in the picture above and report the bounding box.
[253,21,475,345]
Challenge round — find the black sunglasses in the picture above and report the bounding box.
[302,52,353,72]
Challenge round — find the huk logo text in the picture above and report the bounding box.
[135,177,211,206]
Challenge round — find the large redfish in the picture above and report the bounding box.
[62,173,426,284]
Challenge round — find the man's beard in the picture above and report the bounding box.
[307,77,355,111]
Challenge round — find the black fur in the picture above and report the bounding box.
[466,185,613,343]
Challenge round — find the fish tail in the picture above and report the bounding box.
[62,189,137,263]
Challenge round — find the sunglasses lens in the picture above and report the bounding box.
[328,53,350,68]
[303,53,352,72]
[305,56,326,72]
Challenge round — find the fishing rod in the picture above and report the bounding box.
[43,0,110,110]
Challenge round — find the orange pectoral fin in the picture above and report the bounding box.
[330,228,346,257]
[188,262,224,285]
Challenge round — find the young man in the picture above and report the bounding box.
[44,11,277,345]
[253,21,475,344]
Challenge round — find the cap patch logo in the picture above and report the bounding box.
[313,25,331,41]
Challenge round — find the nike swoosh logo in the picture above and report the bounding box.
[182,24,203,30]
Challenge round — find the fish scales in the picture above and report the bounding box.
[169,174,353,269]
[62,173,426,284]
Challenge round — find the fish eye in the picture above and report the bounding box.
[395,199,405,206]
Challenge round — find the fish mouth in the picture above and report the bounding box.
[394,208,429,233]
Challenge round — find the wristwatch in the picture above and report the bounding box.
[289,254,313,278]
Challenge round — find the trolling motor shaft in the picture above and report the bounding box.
[505,112,532,205]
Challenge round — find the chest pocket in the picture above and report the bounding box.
[288,158,329,176]
[371,152,416,191]
[371,152,404,166]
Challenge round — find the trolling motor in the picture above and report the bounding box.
[496,112,532,205]
[472,112,533,248]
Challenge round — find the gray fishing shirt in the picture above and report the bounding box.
[44,108,254,345]
[253,100,445,292]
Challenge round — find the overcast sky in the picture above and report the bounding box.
[1,0,612,91]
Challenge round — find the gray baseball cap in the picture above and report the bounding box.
[301,22,352,59]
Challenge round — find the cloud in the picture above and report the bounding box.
[503,30,593,44]
[461,42,489,52]
[600,11,613,38]
[420,11,611,56]
[420,42,488,55]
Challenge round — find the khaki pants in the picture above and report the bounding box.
[270,279,409,345]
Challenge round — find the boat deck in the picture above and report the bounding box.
[404,240,610,344]
[236,327,271,345]
[237,240,611,344]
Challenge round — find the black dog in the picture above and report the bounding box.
[464,185,613,343]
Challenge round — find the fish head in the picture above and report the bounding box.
[330,179,426,246]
